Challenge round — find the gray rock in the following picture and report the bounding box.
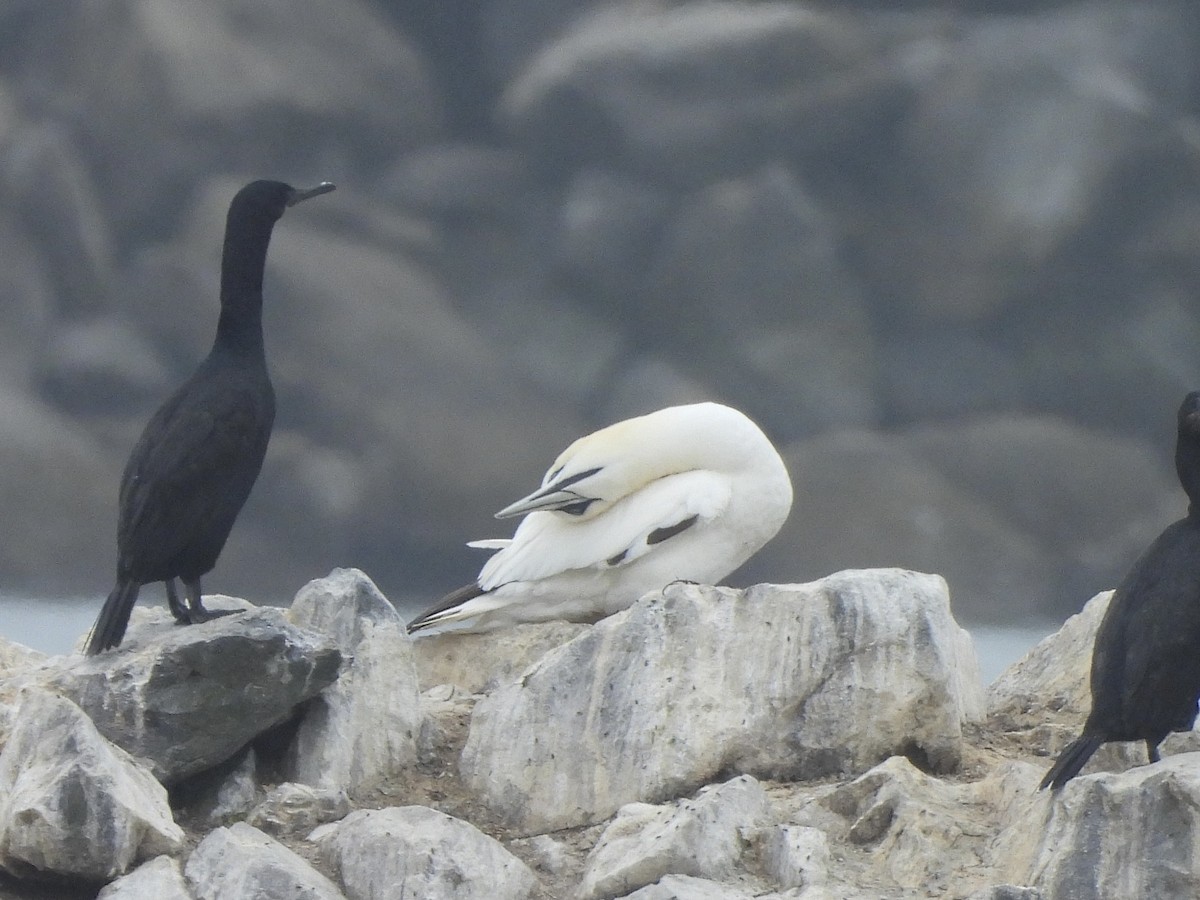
[967,888,1042,900]
[45,607,341,782]
[184,821,345,900]
[417,683,478,769]
[313,806,537,900]
[411,620,589,693]
[998,754,1200,897]
[461,571,984,833]
[246,783,351,839]
[190,749,260,827]
[97,856,191,900]
[284,568,420,795]
[580,775,771,900]
[0,688,183,881]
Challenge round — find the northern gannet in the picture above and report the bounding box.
[406,401,793,634]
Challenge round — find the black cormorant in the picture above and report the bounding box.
[84,179,335,655]
[1040,390,1200,789]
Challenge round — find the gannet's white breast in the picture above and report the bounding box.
[406,402,792,634]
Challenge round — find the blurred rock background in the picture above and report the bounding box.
[1,0,1198,626]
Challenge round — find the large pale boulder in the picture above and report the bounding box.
[0,689,183,881]
[313,806,537,900]
[284,568,420,795]
[411,620,588,693]
[461,570,984,832]
[580,775,771,900]
[184,822,345,900]
[44,607,341,782]
[997,753,1200,897]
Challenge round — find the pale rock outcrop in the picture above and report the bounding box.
[411,620,588,692]
[996,753,1200,898]
[284,568,420,795]
[758,823,829,891]
[580,775,772,900]
[617,874,756,900]
[803,755,1039,894]
[462,570,984,832]
[417,682,477,767]
[313,805,537,900]
[43,606,342,783]
[184,821,345,900]
[97,855,191,900]
[0,688,183,881]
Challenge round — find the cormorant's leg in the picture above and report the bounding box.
[183,578,238,623]
[166,578,190,624]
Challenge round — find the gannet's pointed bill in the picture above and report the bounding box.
[495,466,604,519]
[286,182,336,206]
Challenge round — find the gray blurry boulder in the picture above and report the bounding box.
[461,571,985,833]
[0,688,183,881]
[579,775,771,900]
[44,607,341,782]
[313,806,537,900]
[97,856,191,900]
[284,568,421,796]
[618,875,755,900]
[758,824,829,892]
[184,822,345,900]
[245,783,351,839]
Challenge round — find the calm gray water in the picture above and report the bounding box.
[0,593,1055,685]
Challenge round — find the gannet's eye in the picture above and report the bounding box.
[559,498,597,516]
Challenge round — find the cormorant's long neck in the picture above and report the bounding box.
[1176,436,1200,518]
[214,214,276,358]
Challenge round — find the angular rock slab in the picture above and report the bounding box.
[46,608,342,783]
[581,775,771,900]
[1000,753,1200,898]
[285,568,420,794]
[462,570,985,832]
[313,805,537,900]
[0,688,183,882]
[184,822,345,900]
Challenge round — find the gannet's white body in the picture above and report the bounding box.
[406,402,793,634]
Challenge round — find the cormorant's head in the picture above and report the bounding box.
[1178,391,1200,438]
[229,180,336,226]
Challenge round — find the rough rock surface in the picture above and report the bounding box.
[41,607,342,783]
[96,855,191,900]
[313,805,537,900]
[411,620,589,693]
[184,822,345,900]
[462,570,984,832]
[284,568,420,795]
[0,688,183,881]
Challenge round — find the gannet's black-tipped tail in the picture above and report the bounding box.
[1040,734,1104,791]
[406,583,487,635]
[84,580,141,656]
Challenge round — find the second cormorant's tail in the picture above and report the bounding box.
[84,580,140,656]
[1039,734,1104,791]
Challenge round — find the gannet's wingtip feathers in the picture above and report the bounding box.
[406,582,486,634]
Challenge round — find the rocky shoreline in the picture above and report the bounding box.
[0,567,1191,899]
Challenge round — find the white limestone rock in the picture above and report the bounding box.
[462,570,984,832]
[997,753,1200,898]
[246,782,351,838]
[759,824,829,891]
[97,855,191,900]
[184,821,344,900]
[0,688,183,881]
[313,805,537,900]
[580,775,772,900]
[284,568,421,795]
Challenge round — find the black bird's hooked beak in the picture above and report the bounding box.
[287,182,337,207]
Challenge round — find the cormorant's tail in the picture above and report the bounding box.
[1039,734,1104,791]
[84,580,140,656]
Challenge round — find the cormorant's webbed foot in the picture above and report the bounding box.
[166,579,191,625]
